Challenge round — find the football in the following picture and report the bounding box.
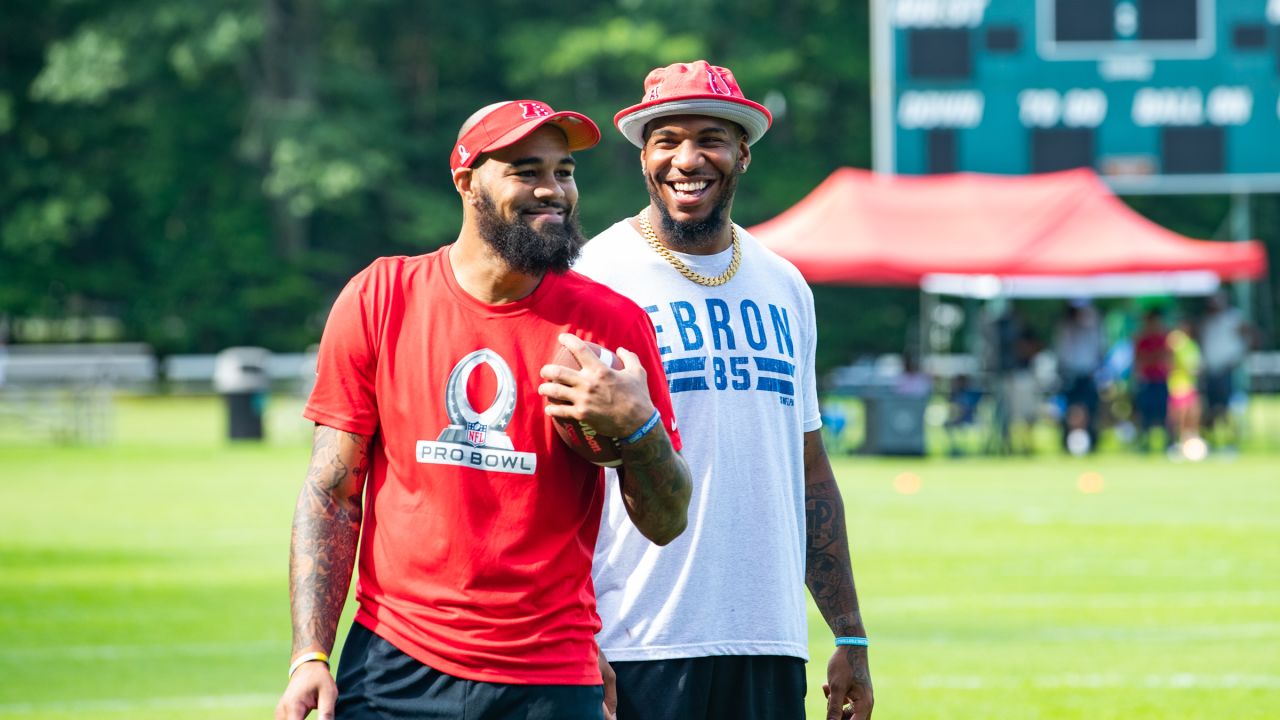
[550,341,625,468]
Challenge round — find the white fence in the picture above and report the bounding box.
[1,343,157,388]
[0,344,150,443]
[0,345,315,443]
[163,352,316,393]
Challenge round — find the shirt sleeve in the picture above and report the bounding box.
[625,311,682,452]
[303,269,380,436]
[800,283,822,433]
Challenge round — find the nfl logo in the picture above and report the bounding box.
[466,421,488,447]
[520,102,552,119]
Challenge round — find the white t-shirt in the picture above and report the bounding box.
[1200,308,1247,373]
[575,219,821,662]
[1054,314,1103,377]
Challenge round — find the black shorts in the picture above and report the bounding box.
[334,622,603,720]
[1135,381,1169,428]
[1062,375,1099,414]
[611,655,806,720]
[1202,370,1234,412]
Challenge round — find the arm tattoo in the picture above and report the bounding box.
[617,428,692,546]
[803,430,866,637]
[289,426,371,655]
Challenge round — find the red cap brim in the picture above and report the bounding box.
[451,107,601,171]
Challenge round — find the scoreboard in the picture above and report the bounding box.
[872,0,1280,193]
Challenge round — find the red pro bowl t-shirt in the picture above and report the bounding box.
[304,247,680,685]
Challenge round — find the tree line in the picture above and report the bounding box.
[1,0,1274,376]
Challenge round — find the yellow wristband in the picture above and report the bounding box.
[288,651,330,678]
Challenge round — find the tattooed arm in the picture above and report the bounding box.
[803,429,874,720]
[615,423,691,546]
[275,425,371,720]
[540,332,691,546]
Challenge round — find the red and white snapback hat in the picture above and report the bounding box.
[614,60,772,148]
[449,100,601,172]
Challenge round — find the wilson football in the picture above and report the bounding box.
[550,341,624,467]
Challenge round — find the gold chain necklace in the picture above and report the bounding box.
[637,211,741,287]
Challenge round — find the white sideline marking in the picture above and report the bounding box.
[1034,621,1280,642]
[915,673,1280,690]
[881,590,1280,611]
[889,622,1280,645]
[0,693,278,714]
[0,639,282,660]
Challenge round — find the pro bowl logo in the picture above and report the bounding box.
[416,349,536,474]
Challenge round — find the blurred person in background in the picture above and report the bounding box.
[944,374,983,457]
[894,352,932,398]
[1053,300,1104,456]
[1167,318,1205,461]
[1132,309,1172,452]
[989,303,1040,456]
[1198,291,1253,451]
[1097,305,1139,445]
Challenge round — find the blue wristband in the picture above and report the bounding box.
[835,636,869,647]
[621,410,662,445]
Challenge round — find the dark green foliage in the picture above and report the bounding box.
[0,0,1274,361]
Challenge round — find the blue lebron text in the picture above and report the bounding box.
[645,299,798,399]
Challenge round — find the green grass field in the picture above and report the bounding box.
[1,395,1277,719]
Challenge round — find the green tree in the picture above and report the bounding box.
[1,0,1274,369]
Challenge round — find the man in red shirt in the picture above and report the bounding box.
[275,100,691,720]
[1132,308,1172,451]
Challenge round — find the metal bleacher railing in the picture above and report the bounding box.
[0,345,315,443]
[0,343,155,443]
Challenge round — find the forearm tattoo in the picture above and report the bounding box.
[803,431,865,637]
[289,426,369,655]
[618,428,692,545]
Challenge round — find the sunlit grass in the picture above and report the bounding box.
[0,395,1276,718]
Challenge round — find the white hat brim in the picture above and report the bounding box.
[615,99,770,148]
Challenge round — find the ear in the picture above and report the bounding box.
[453,167,476,202]
[736,135,751,174]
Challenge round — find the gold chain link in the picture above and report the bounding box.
[637,211,741,287]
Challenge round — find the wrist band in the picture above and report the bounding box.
[621,410,661,445]
[836,636,869,647]
[288,651,329,678]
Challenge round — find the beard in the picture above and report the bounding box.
[473,191,586,274]
[646,170,739,252]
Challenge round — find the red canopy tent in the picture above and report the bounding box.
[748,168,1268,296]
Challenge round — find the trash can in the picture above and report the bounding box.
[861,392,928,456]
[213,347,271,440]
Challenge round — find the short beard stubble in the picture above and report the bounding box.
[646,169,739,252]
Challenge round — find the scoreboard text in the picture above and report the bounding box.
[873,0,1280,193]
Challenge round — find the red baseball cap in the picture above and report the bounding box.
[449,100,601,172]
[614,60,773,148]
